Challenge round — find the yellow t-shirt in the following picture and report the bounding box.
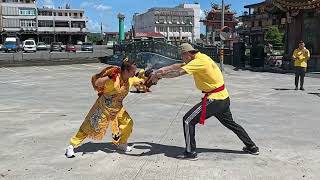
[293,48,310,68]
[181,52,229,100]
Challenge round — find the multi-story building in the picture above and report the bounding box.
[0,0,37,42]
[239,1,286,45]
[134,3,200,42]
[0,1,87,44]
[37,5,87,44]
[201,3,238,45]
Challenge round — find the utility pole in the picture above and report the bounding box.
[220,0,225,72]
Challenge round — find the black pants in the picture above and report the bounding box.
[295,67,306,88]
[183,97,256,152]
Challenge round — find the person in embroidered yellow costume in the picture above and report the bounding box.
[65,59,144,158]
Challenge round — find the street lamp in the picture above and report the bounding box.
[220,0,225,72]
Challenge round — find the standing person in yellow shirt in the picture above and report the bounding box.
[292,41,310,91]
[147,43,259,159]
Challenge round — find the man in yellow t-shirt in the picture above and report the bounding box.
[147,43,259,159]
[292,41,310,90]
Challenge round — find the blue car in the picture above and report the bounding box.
[4,41,19,53]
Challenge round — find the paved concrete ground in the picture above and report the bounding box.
[0,64,320,180]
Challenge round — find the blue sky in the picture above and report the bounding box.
[37,0,262,33]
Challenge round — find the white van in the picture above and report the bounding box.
[23,39,36,53]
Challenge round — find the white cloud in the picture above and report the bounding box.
[38,0,54,8]
[87,19,108,33]
[93,4,112,11]
[80,1,112,11]
[200,9,206,19]
[44,0,53,4]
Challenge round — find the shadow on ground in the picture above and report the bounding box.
[273,88,296,91]
[308,93,320,98]
[75,142,247,159]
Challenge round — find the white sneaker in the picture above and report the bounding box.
[117,143,132,152]
[65,145,75,158]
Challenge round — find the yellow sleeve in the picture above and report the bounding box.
[306,49,310,59]
[293,49,298,58]
[129,77,143,88]
[181,59,206,75]
[103,79,116,93]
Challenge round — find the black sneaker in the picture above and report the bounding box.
[177,151,198,160]
[300,87,305,91]
[243,145,259,155]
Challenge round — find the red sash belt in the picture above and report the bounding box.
[200,84,225,125]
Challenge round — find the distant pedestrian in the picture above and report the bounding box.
[292,41,310,90]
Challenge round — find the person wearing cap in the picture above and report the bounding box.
[147,43,259,159]
[292,41,310,91]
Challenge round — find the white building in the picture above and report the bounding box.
[0,1,87,44]
[134,3,200,42]
[37,6,87,44]
[0,0,37,42]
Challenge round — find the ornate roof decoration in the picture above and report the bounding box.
[272,0,320,10]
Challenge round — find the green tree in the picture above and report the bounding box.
[265,27,284,46]
[87,33,102,44]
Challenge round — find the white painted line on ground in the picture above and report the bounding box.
[1,67,18,73]
[34,66,51,71]
[61,65,84,70]
[0,110,62,114]
[80,64,105,69]
[0,80,24,84]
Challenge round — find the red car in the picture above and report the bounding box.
[66,44,76,52]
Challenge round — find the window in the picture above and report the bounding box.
[251,21,255,27]
[259,21,262,27]
[272,19,276,25]
[53,12,56,16]
[71,21,86,28]
[55,21,69,27]
[38,20,53,27]
[58,12,62,16]
[74,13,77,17]
[20,20,36,27]
[65,13,68,16]
[80,13,83,18]
[19,8,36,16]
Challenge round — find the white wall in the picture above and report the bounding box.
[179,3,201,40]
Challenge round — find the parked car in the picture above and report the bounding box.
[4,41,19,53]
[50,42,63,52]
[37,42,47,50]
[66,44,76,52]
[0,44,3,51]
[106,41,114,49]
[81,42,93,52]
[4,37,20,53]
[23,39,37,53]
